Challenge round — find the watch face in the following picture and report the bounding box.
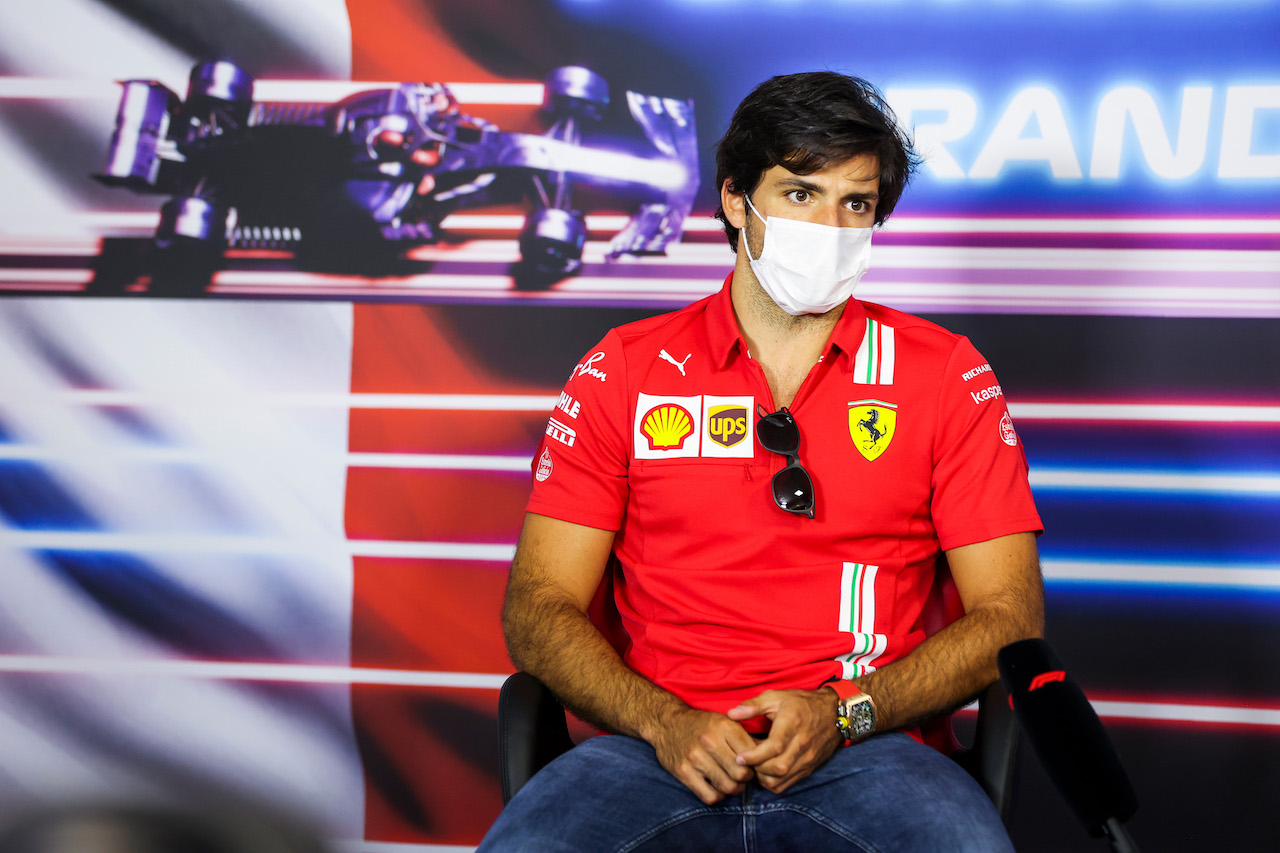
[840,694,876,739]
[848,701,875,737]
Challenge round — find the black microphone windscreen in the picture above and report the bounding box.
[998,638,1138,835]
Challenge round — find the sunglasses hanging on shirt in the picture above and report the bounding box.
[754,405,816,519]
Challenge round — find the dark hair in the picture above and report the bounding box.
[714,72,919,251]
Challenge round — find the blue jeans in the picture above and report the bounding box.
[479,732,1014,852]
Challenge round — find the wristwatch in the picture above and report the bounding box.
[828,680,876,745]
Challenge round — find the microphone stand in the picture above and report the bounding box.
[1102,817,1140,853]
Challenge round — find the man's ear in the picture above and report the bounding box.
[721,179,747,229]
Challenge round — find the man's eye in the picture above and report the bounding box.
[847,200,867,212]
[787,190,810,203]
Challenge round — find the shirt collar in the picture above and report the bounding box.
[705,272,870,373]
[705,273,744,370]
[826,294,870,373]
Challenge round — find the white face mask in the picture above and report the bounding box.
[742,194,873,316]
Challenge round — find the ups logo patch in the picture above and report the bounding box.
[707,405,748,448]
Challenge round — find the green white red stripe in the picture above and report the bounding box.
[852,318,895,385]
[838,562,887,678]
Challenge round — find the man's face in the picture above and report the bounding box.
[724,153,880,259]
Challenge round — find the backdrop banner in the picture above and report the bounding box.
[0,2,1277,851]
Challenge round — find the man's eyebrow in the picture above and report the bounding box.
[774,178,880,201]
[775,177,825,193]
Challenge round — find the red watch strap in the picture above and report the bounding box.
[829,679,862,702]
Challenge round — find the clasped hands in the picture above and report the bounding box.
[650,688,844,805]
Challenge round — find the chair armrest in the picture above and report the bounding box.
[498,672,576,805]
[953,680,1019,823]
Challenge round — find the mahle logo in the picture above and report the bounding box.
[707,405,748,448]
[641,404,694,451]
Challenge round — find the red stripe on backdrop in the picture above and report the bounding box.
[350,303,558,395]
[1085,693,1280,732]
[347,0,502,83]
[353,684,504,846]
[343,10,551,843]
[352,557,511,673]
[346,0,608,142]
[350,408,546,455]
[349,305,528,844]
[345,467,529,542]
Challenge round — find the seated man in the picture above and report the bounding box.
[479,71,1043,852]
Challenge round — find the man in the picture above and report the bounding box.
[479,72,1043,851]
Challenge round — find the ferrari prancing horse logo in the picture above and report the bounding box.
[849,399,897,461]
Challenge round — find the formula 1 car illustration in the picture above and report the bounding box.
[96,61,698,291]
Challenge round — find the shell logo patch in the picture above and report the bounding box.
[641,403,695,451]
[849,399,897,462]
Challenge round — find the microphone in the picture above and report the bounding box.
[998,639,1139,850]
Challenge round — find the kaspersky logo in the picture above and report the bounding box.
[707,405,748,448]
[641,403,695,451]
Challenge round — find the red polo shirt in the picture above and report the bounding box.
[527,273,1042,723]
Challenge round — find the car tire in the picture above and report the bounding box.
[150,196,228,295]
[184,60,255,130]
[517,208,588,280]
[541,66,609,122]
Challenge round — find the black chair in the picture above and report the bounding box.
[498,672,1019,822]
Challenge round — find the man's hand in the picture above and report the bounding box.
[648,707,758,805]
[727,689,843,793]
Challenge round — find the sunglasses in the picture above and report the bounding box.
[755,406,816,519]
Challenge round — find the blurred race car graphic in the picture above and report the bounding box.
[95,61,699,292]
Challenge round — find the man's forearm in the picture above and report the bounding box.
[855,589,1043,733]
[503,515,759,805]
[503,579,687,743]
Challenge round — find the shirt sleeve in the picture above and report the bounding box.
[930,337,1043,551]
[525,329,631,531]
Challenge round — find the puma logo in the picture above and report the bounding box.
[659,349,692,376]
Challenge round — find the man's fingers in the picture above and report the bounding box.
[757,772,783,793]
[662,690,838,799]
[699,726,755,783]
[752,747,801,780]
[727,690,784,722]
[737,691,837,785]
[704,753,753,791]
[724,724,759,758]
[678,744,751,803]
[757,770,805,794]
[676,765,727,805]
[752,725,822,779]
[755,735,821,792]
[656,711,757,803]
[748,731,805,777]
[736,706,799,767]
[735,735,782,767]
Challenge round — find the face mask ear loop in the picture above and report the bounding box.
[741,194,767,262]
